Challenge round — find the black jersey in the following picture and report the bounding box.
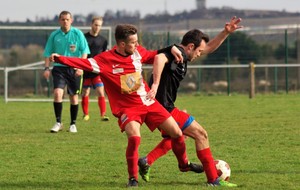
[84,32,108,78]
[149,45,188,112]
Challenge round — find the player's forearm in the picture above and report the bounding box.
[152,54,167,85]
[44,58,50,67]
[54,56,99,73]
[203,30,229,54]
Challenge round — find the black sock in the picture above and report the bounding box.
[70,104,78,125]
[53,102,62,123]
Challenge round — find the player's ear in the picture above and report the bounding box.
[120,41,126,47]
[188,43,195,51]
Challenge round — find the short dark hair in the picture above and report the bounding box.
[59,10,72,19]
[181,29,209,48]
[115,24,138,44]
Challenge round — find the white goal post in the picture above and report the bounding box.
[0,25,112,103]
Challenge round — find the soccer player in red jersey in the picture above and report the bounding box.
[49,24,194,187]
[139,16,242,187]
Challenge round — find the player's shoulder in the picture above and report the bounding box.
[70,27,85,35]
[49,28,61,37]
[136,45,148,52]
[94,49,111,58]
[70,26,81,32]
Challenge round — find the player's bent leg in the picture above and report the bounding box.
[158,116,182,138]
[138,137,172,182]
[183,120,209,149]
[183,121,222,184]
[159,117,189,169]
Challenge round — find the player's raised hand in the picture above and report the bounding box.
[225,16,243,33]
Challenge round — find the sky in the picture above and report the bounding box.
[1,0,300,22]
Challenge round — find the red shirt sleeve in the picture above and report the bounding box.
[54,56,97,73]
[137,46,158,64]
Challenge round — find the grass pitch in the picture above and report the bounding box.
[0,94,299,189]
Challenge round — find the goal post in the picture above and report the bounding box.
[0,25,112,103]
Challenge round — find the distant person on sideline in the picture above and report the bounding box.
[82,16,109,122]
[43,10,90,133]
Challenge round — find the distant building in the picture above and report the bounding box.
[196,0,206,10]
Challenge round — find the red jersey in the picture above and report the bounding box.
[55,45,158,117]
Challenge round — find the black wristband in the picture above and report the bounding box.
[44,67,50,71]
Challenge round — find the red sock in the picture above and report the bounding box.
[81,96,89,115]
[147,138,172,165]
[98,96,106,116]
[126,136,141,180]
[171,135,188,168]
[197,148,218,183]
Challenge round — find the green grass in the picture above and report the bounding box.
[0,94,299,189]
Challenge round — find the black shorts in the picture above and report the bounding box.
[52,66,82,95]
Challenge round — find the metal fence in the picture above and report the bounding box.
[1,62,299,102]
[0,25,300,102]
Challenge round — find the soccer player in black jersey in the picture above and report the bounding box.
[82,16,110,121]
[139,16,242,187]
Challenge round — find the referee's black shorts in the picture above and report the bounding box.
[52,66,82,95]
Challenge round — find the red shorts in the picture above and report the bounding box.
[117,101,171,132]
[161,107,194,137]
[83,75,103,89]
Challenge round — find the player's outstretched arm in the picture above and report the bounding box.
[51,53,100,74]
[203,16,243,55]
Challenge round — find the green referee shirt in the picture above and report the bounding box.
[43,26,90,67]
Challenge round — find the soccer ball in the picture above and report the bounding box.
[214,159,231,181]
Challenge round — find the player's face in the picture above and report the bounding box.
[91,20,103,35]
[59,14,73,32]
[189,40,206,62]
[124,34,139,55]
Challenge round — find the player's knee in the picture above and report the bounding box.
[82,89,89,96]
[170,127,183,138]
[194,128,208,142]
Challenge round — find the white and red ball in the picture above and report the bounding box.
[214,159,231,181]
